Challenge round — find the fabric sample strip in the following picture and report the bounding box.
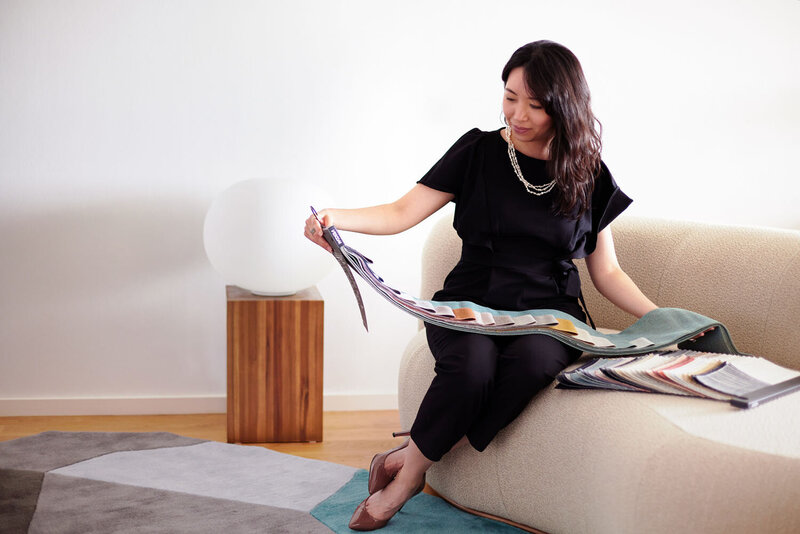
[321,224,745,357]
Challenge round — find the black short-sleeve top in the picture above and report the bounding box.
[418,128,632,315]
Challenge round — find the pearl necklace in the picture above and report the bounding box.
[505,128,557,196]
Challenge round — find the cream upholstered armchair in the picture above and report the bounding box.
[398,215,800,534]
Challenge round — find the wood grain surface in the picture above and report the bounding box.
[227,286,324,443]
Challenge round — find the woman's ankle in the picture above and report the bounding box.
[393,464,425,488]
[365,471,422,520]
[384,447,405,474]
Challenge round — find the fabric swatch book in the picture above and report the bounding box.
[311,207,743,356]
[310,207,800,408]
[556,350,800,408]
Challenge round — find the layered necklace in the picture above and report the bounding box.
[505,127,557,196]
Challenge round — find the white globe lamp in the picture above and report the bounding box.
[203,178,333,296]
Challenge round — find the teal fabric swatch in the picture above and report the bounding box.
[469,306,745,356]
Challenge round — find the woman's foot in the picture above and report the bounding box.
[367,440,408,494]
[383,446,406,475]
[348,469,426,531]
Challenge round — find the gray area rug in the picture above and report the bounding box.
[0,431,524,533]
[1,431,353,533]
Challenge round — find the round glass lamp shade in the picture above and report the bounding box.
[203,178,333,296]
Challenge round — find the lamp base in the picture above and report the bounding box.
[249,289,298,297]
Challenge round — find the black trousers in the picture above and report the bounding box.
[410,323,582,462]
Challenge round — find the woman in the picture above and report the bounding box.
[304,40,657,531]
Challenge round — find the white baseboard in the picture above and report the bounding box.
[0,393,398,416]
[323,393,398,411]
[0,396,228,416]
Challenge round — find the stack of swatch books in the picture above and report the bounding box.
[556,350,800,408]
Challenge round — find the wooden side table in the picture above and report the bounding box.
[226,285,324,443]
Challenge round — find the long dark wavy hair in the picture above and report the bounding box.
[502,41,602,218]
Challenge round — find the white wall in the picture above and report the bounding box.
[1,0,798,415]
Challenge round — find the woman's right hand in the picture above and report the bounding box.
[304,209,333,253]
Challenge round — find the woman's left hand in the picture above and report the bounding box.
[689,327,716,341]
